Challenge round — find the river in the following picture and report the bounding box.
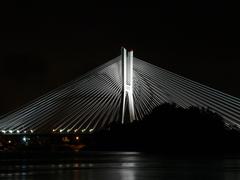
[0,151,239,180]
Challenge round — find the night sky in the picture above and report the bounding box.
[0,1,239,115]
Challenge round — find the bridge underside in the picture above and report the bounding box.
[0,54,240,134]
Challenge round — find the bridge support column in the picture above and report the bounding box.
[121,47,135,124]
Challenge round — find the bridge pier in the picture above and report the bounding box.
[121,47,135,124]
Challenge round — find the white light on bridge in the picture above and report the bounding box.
[89,129,94,132]
[1,130,6,134]
[16,130,20,133]
[23,136,27,142]
[9,130,13,134]
[59,129,64,133]
[81,129,86,133]
[30,130,34,133]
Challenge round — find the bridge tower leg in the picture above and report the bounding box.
[121,47,135,124]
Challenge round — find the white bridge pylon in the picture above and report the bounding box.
[121,48,135,123]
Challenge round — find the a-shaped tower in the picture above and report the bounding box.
[121,47,135,123]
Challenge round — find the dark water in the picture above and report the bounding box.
[1,152,240,180]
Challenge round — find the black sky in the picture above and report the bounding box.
[0,1,239,114]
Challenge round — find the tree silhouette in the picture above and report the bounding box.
[89,103,240,155]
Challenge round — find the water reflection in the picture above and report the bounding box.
[1,152,240,180]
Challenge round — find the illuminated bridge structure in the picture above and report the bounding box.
[0,48,240,135]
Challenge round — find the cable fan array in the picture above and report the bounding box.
[0,57,123,134]
[134,57,240,127]
[0,55,239,134]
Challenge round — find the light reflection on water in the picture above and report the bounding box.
[0,152,240,180]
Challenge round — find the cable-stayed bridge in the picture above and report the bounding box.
[0,48,240,135]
